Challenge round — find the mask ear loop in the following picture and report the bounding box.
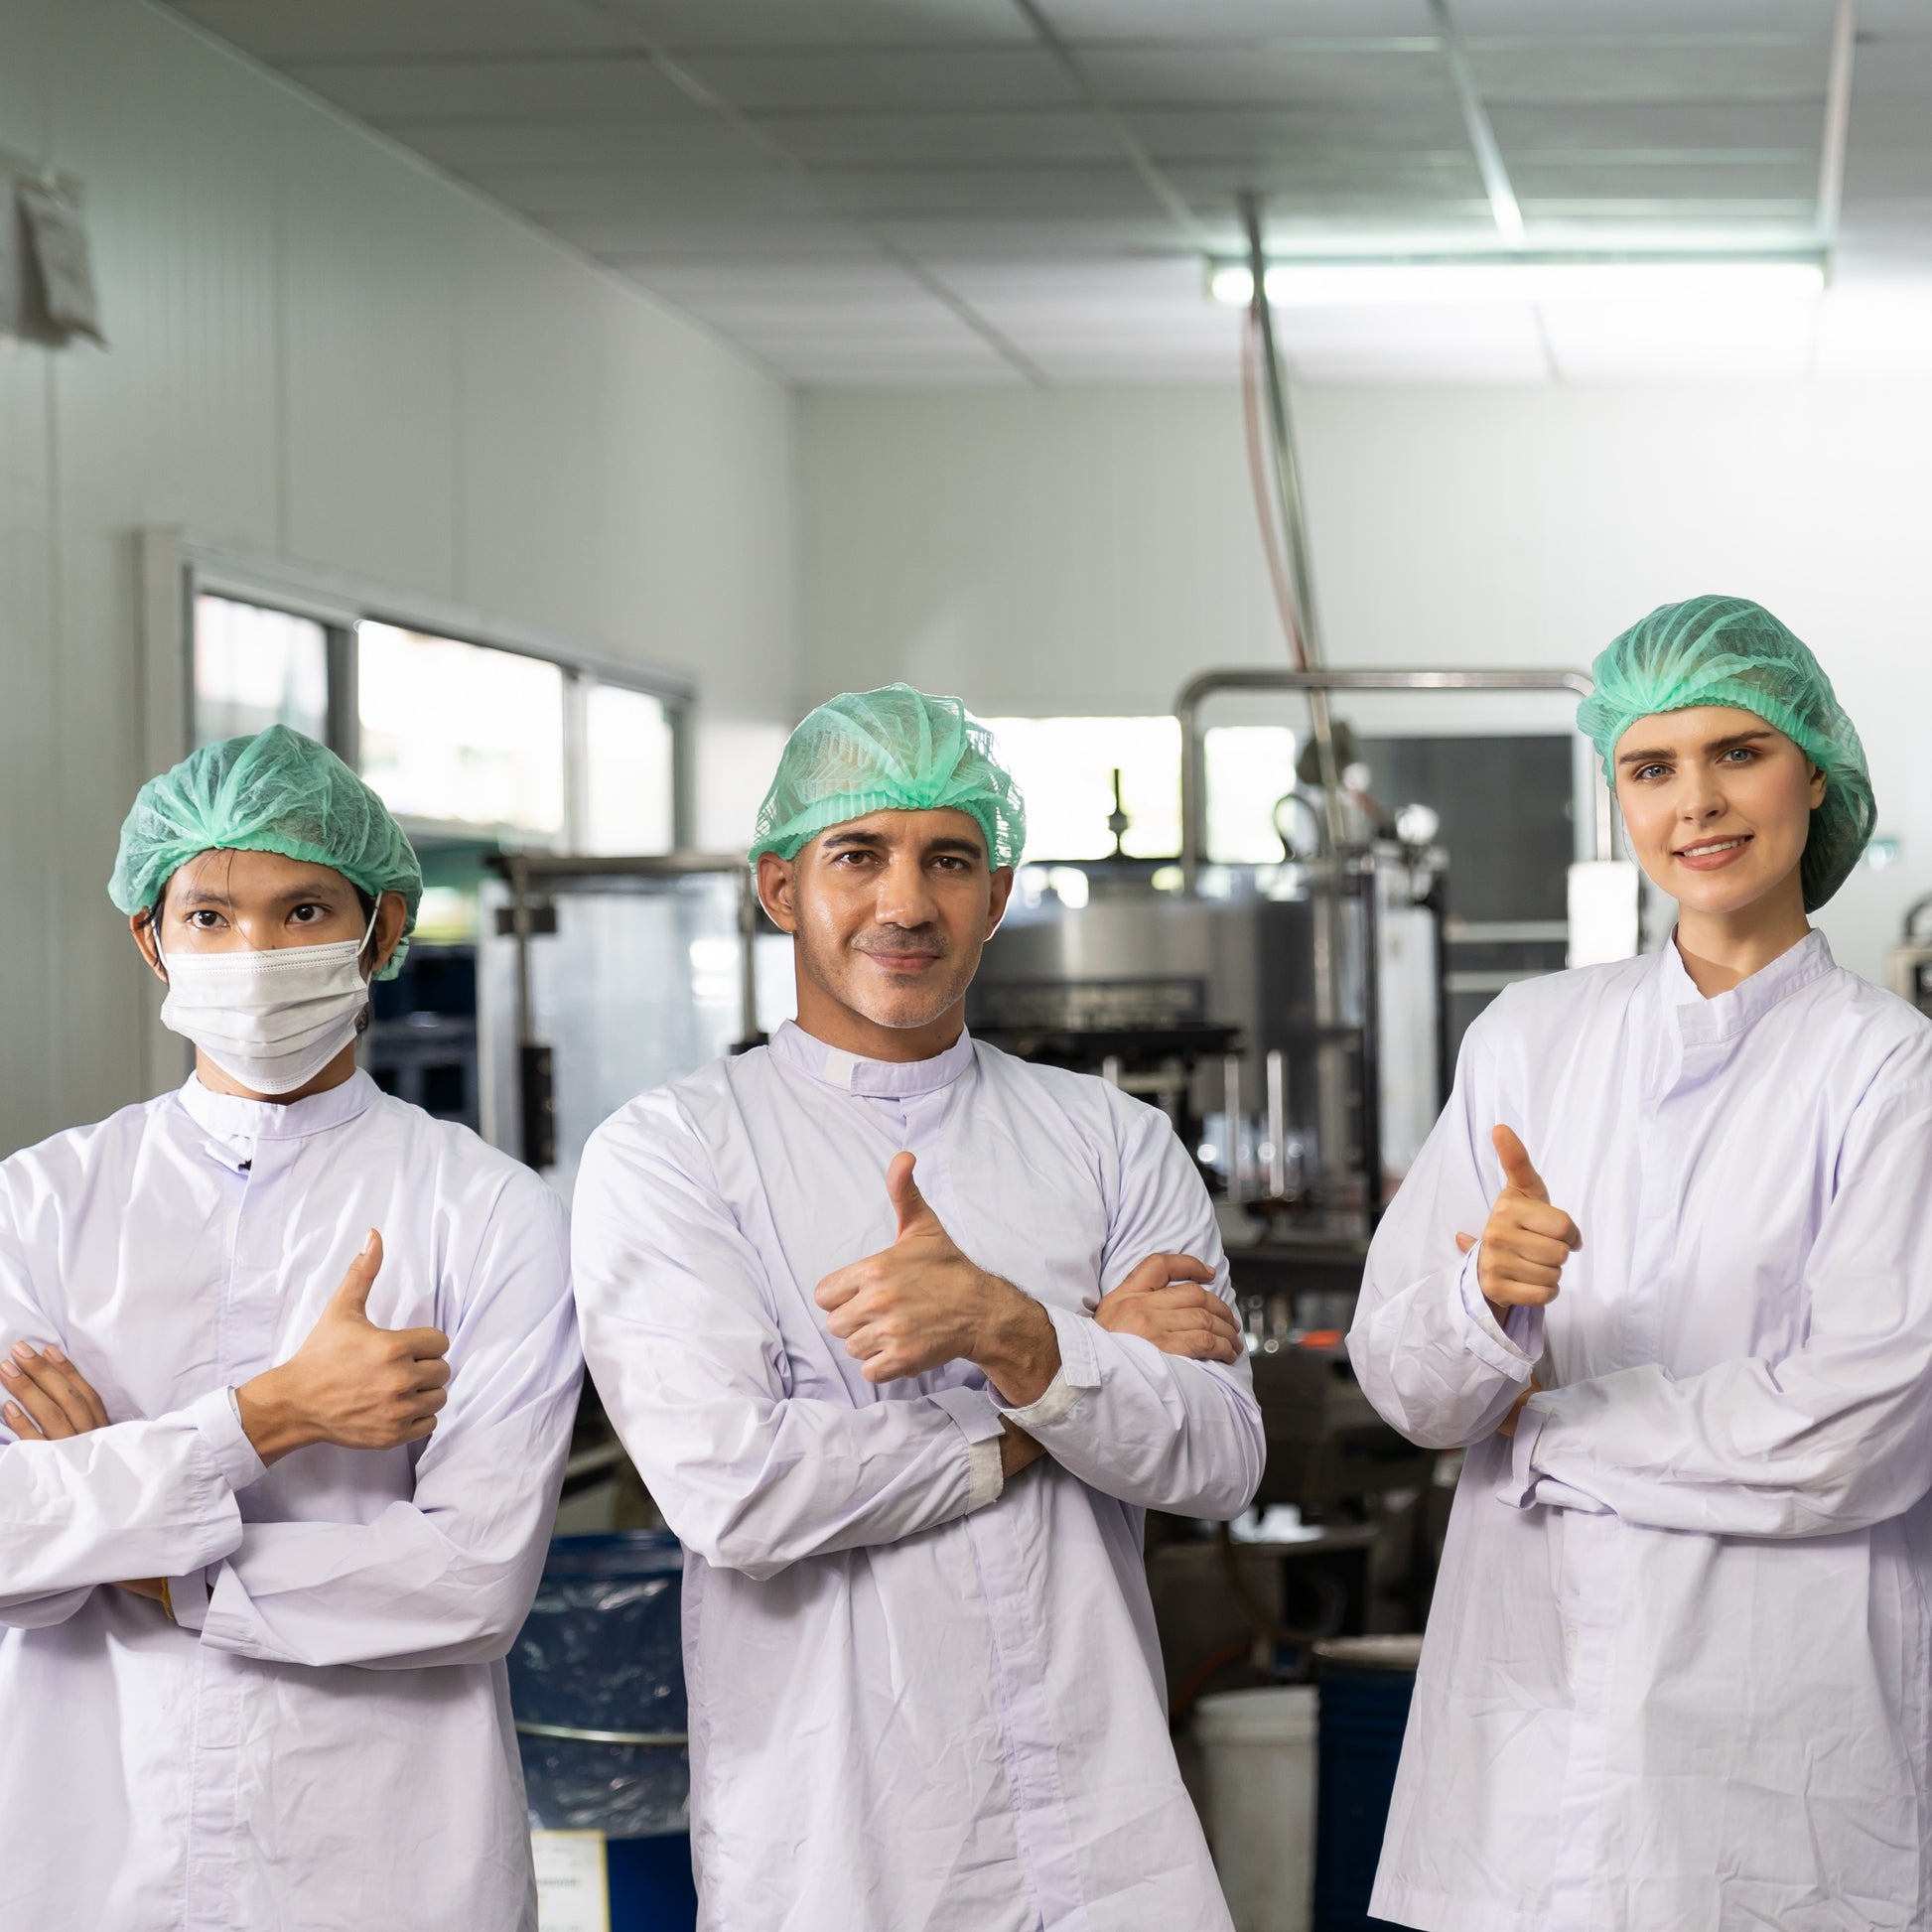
[357,894,385,978]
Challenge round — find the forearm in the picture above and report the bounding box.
[1348,1247,1543,1449]
[998,1306,1263,1518]
[1506,1349,1932,1537]
[632,1384,1008,1580]
[0,1390,257,1602]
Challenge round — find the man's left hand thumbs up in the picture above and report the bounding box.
[816,1153,1058,1403]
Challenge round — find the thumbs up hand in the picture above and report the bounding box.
[1468,1126,1581,1322]
[236,1231,452,1464]
[816,1153,1060,1410]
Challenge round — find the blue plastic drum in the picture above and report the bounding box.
[508,1532,697,1931]
[1311,1634,1424,1932]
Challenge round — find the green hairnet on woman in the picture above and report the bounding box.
[1348,596,1932,1930]
[0,723,580,1928]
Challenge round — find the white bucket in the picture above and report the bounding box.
[1193,1686,1318,1932]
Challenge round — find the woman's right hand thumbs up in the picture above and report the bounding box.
[1473,1125,1582,1321]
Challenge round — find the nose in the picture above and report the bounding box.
[1677,762,1727,824]
[874,849,938,930]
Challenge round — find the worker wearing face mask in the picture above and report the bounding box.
[571,686,1265,1932]
[1349,597,1932,1931]
[0,725,581,1932]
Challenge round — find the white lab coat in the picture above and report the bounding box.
[571,1021,1265,1932]
[0,1071,581,1932]
[1349,931,1932,1931]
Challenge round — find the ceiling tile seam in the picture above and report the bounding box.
[576,0,1050,385]
[1008,0,1214,251]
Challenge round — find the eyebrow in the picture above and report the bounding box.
[818,830,986,862]
[173,878,350,908]
[1616,728,1775,766]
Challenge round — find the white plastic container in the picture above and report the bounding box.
[1193,1685,1318,1932]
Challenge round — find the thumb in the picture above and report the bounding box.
[1454,1231,1477,1254]
[886,1152,942,1243]
[328,1229,382,1321]
[1491,1125,1548,1203]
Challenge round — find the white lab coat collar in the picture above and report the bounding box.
[769,1017,977,1098]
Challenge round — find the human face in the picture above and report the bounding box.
[130,847,402,977]
[758,808,1014,1054]
[1612,706,1825,918]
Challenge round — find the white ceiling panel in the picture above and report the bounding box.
[809,165,1167,219]
[762,110,1127,165]
[1507,159,1819,202]
[600,0,1035,48]
[171,0,633,60]
[1080,45,1455,107]
[160,0,1932,386]
[393,118,766,176]
[1166,155,1484,205]
[581,221,886,262]
[1037,0,1435,37]
[1467,40,1826,104]
[1489,101,1826,152]
[671,48,1082,110]
[1453,2,1827,34]
[279,54,682,123]
[1125,103,1473,157]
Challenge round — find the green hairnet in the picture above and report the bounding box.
[750,683,1027,870]
[1577,595,1873,912]
[109,725,423,978]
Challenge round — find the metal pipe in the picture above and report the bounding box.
[739,869,761,1045]
[1265,1048,1288,1198]
[1221,1053,1245,1200]
[1175,665,1597,888]
[1241,192,1346,858]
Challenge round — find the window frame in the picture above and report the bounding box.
[144,531,694,853]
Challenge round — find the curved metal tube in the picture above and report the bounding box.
[1175,665,1597,889]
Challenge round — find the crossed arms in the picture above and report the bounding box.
[571,1096,1266,1584]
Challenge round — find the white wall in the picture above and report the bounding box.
[0,0,794,1155]
[797,381,1932,985]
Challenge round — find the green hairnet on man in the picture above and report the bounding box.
[1349,596,1932,1930]
[1,722,580,1929]
[572,681,1265,1931]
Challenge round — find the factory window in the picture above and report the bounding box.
[1203,725,1301,864]
[192,594,330,748]
[982,715,1305,865]
[582,679,675,855]
[983,716,1182,861]
[357,621,568,838]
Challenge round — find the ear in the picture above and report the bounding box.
[1809,761,1829,809]
[757,852,799,934]
[985,865,1015,939]
[129,910,167,984]
[366,892,408,976]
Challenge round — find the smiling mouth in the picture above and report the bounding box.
[1674,834,1752,867]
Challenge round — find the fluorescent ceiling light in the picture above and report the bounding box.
[1209,258,1827,309]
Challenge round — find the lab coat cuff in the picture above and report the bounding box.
[166,1564,213,1631]
[1453,1246,1544,1379]
[1498,1400,1553,1508]
[995,1303,1095,1430]
[928,1385,1007,1513]
[189,1385,267,1493]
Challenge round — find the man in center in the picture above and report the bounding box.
[573,684,1265,1930]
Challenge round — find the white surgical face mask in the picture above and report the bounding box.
[156,900,380,1096]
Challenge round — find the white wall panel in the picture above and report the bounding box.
[0,0,793,1155]
[798,380,1932,987]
